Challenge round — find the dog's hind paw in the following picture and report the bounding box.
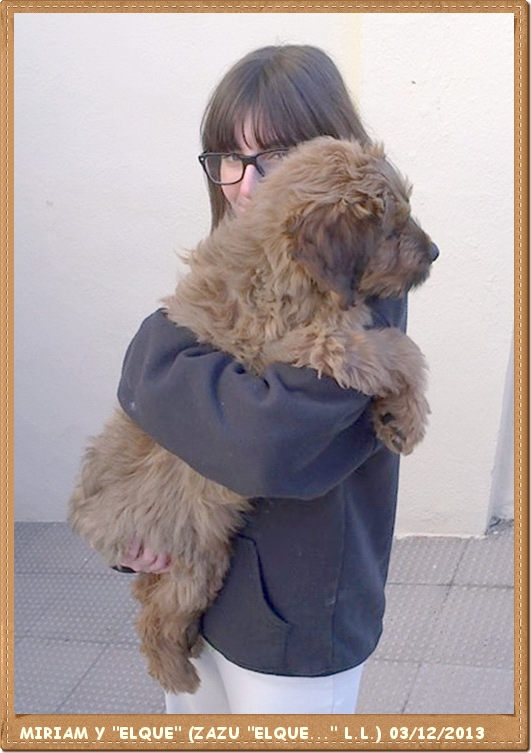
[149,654,201,695]
[189,633,204,658]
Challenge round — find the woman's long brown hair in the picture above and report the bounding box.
[200,45,370,229]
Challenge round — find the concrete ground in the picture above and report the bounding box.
[13,521,514,714]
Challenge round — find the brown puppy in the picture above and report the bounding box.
[69,137,437,694]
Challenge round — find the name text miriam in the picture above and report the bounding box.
[20,727,105,741]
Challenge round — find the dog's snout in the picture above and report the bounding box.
[429,243,439,263]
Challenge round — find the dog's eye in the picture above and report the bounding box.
[387,215,410,239]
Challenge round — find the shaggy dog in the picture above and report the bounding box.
[68,137,437,694]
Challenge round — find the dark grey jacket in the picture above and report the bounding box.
[117,296,407,676]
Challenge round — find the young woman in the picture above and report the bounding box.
[116,45,411,714]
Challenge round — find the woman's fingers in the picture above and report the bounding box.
[127,536,143,560]
[120,540,172,573]
[149,551,173,573]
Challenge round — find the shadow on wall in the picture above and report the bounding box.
[487,334,514,528]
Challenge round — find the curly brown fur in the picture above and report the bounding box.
[69,137,436,694]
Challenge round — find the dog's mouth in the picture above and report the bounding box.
[407,265,434,292]
[394,235,439,294]
[356,252,436,299]
[404,247,439,292]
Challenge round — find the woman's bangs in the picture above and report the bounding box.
[243,95,318,151]
[243,105,289,150]
[205,67,331,153]
[209,100,243,152]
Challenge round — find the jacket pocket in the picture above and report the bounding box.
[201,535,291,674]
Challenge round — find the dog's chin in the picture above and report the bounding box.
[356,277,416,300]
[412,264,434,287]
[357,261,433,299]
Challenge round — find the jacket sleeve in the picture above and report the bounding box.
[117,298,407,499]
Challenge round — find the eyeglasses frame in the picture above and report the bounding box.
[198,148,290,186]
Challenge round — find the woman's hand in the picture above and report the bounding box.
[120,536,173,573]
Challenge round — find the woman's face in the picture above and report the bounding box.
[221,118,262,215]
[221,116,283,216]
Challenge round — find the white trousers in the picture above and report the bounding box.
[165,641,364,714]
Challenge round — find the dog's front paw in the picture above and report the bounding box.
[372,394,428,455]
[374,410,408,453]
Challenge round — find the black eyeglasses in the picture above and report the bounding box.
[198,148,290,186]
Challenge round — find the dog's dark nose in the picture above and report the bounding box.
[429,243,439,263]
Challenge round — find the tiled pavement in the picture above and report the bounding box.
[13,521,514,714]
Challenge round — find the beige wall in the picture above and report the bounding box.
[14,12,513,534]
[359,14,514,533]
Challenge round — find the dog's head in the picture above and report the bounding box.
[262,137,438,309]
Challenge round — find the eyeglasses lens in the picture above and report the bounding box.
[219,155,246,185]
[257,151,287,172]
[203,151,287,185]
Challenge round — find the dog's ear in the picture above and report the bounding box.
[285,200,376,309]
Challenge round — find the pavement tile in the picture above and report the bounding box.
[23,573,139,646]
[14,522,95,574]
[15,573,68,638]
[388,536,467,585]
[373,584,450,663]
[356,659,420,714]
[454,529,514,587]
[404,663,514,714]
[57,645,165,714]
[14,638,105,713]
[424,586,514,668]
[14,521,42,547]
